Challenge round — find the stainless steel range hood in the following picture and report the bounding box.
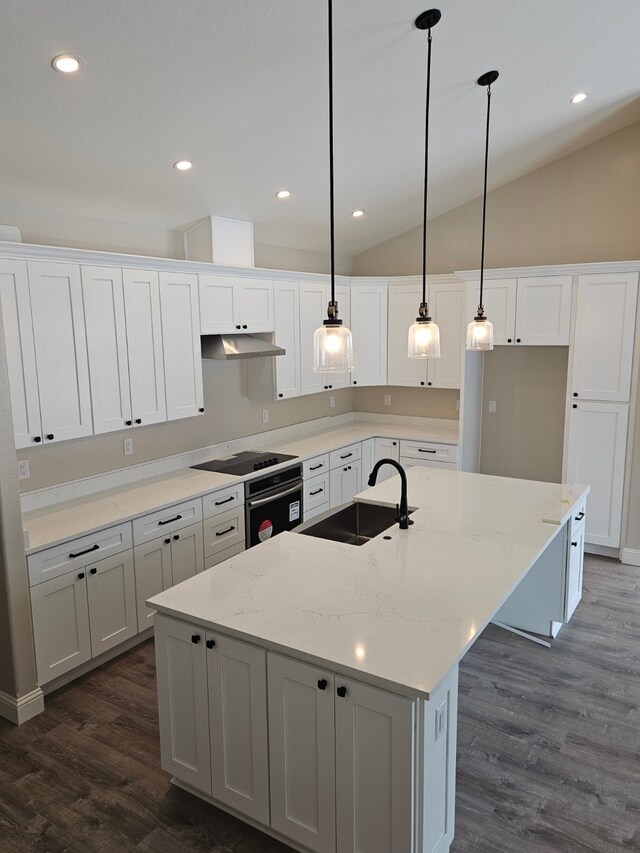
[200,334,286,360]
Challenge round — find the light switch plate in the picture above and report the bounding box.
[384,394,391,406]
[330,395,336,408]
[262,409,269,424]
[488,400,497,413]
[123,438,134,456]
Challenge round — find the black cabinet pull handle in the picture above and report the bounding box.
[69,544,100,559]
[309,488,324,496]
[215,525,235,537]
[214,495,234,506]
[199,408,205,413]
[89,567,97,575]
[507,338,512,343]
[158,514,182,526]
[420,381,425,386]
[191,634,201,644]
[135,418,142,424]
[516,338,521,343]
[33,436,42,442]
[427,382,432,386]
[317,679,327,690]
[392,442,397,446]
[242,324,248,329]
[46,434,54,441]
[309,464,323,471]
[337,686,347,698]
[164,538,171,544]
[353,380,357,385]
[418,448,437,454]
[279,393,283,398]
[571,541,578,547]
[206,639,216,649]
[575,511,585,521]
[173,534,180,541]
[236,324,241,329]
[125,420,132,426]
[329,384,333,389]
[573,404,578,409]
[340,452,353,459]
[324,385,328,390]
[573,392,578,398]
[77,572,85,580]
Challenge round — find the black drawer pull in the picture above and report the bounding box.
[575,511,585,521]
[418,448,437,454]
[164,538,171,544]
[135,418,142,424]
[158,514,182,526]
[309,464,323,471]
[199,408,205,413]
[337,685,347,698]
[77,572,85,580]
[89,567,97,575]
[46,434,54,441]
[69,544,100,559]
[214,495,234,506]
[340,452,353,459]
[571,541,578,547]
[125,419,132,426]
[206,639,216,649]
[317,679,328,690]
[173,534,180,541]
[33,436,42,442]
[215,525,235,537]
[309,488,324,496]
[191,634,201,644]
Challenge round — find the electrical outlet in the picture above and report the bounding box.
[456,398,460,412]
[123,437,134,456]
[262,409,269,424]
[384,394,391,406]
[435,699,447,741]
[488,400,497,413]
[18,460,30,480]
[330,395,336,409]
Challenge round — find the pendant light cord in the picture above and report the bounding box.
[479,83,492,312]
[328,0,336,315]
[421,27,433,312]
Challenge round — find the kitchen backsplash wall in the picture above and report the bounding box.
[354,386,459,420]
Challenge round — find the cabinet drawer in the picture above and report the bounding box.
[28,522,133,587]
[204,541,245,571]
[400,456,457,471]
[570,497,587,537]
[202,484,244,520]
[400,440,458,464]
[304,472,330,511]
[303,454,329,478]
[133,499,203,545]
[329,443,361,470]
[203,506,245,558]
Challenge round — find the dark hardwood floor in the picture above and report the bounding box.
[1,554,638,852]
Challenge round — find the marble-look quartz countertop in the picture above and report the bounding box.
[22,419,458,555]
[149,467,589,700]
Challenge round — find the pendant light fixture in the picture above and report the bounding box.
[466,70,499,351]
[313,0,354,374]
[408,9,441,360]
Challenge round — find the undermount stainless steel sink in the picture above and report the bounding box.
[299,501,413,546]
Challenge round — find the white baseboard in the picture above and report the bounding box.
[621,548,640,567]
[0,687,44,725]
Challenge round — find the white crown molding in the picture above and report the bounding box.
[456,261,640,280]
[0,687,44,725]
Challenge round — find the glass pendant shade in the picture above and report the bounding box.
[313,323,354,372]
[408,319,441,358]
[466,316,494,351]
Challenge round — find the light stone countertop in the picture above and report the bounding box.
[22,420,459,555]
[148,467,589,700]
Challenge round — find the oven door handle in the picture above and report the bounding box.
[247,482,302,508]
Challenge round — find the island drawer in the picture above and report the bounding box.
[202,484,244,520]
[203,506,245,558]
[133,499,203,545]
[570,497,587,537]
[204,541,245,570]
[28,522,133,587]
[303,454,329,478]
[304,472,330,512]
[400,440,458,465]
[329,443,362,470]
[400,456,457,471]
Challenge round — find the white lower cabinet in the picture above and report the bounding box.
[373,437,400,482]
[330,460,362,508]
[566,505,586,621]
[85,550,137,656]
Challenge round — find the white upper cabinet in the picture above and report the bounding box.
[159,272,204,420]
[388,281,425,387]
[28,261,93,443]
[351,280,388,387]
[199,275,274,334]
[570,273,638,402]
[122,269,166,427]
[0,260,42,448]
[465,276,571,346]
[299,280,329,396]
[273,280,301,399]
[428,280,463,388]
[82,266,132,434]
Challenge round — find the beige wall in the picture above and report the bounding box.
[354,386,459,421]
[254,243,353,276]
[354,119,640,551]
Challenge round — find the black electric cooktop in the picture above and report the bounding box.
[191,450,298,476]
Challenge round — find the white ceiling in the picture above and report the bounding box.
[3,0,640,257]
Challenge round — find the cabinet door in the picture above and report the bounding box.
[206,634,269,824]
[159,272,204,420]
[122,269,166,426]
[465,278,517,345]
[300,281,328,396]
[133,537,173,629]
[273,281,301,399]
[565,401,628,548]
[0,260,42,447]
[154,614,212,793]
[330,461,362,508]
[565,522,585,621]
[515,276,572,345]
[30,571,91,684]
[361,437,375,484]
[373,438,400,482]
[82,266,132,434]
[28,261,93,442]
[571,273,638,401]
[238,278,274,333]
[199,275,238,334]
[388,283,427,387]
[351,283,388,387]
[170,522,204,585]
[268,653,336,853]
[428,282,463,388]
[329,282,352,390]
[86,551,137,656]
[335,678,415,853]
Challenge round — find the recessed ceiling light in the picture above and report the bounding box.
[351,209,365,218]
[52,55,81,73]
[571,92,587,104]
[276,189,291,199]
[173,160,193,171]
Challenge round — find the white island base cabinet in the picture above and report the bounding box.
[154,613,458,853]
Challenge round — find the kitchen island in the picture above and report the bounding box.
[148,466,588,853]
